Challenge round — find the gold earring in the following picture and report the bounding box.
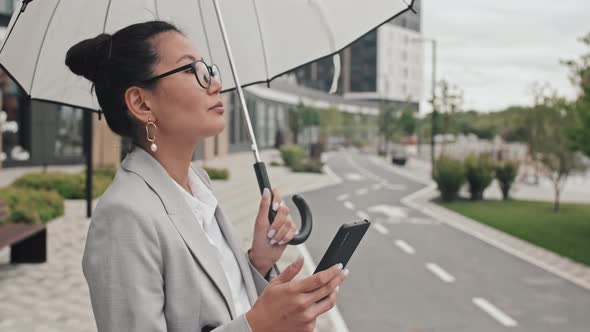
[146,118,158,152]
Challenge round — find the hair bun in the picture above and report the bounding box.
[65,33,112,83]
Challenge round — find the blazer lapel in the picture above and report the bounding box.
[190,165,260,305]
[120,146,237,319]
[214,207,259,305]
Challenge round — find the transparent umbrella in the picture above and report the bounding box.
[0,0,416,245]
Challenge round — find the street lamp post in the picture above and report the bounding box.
[411,37,437,173]
[430,39,437,172]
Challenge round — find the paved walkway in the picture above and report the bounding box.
[0,149,341,332]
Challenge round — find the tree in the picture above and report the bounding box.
[398,107,417,136]
[319,107,343,148]
[434,79,463,153]
[526,93,586,212]
[377,107,395,155]
[288,103,304,144]
[563,32,590,158]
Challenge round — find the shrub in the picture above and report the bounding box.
[280,145,306,167]
[204,167,230,180]
[13,171,112,199]
[291,160,324,173]
[496,161,519,200]
[269,161,282,167]
[92,167,117,179]
[0,187,64,224]
[434,156,465,202]
[464,154,496,200]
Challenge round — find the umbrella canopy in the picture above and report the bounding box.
[0,0,414,112]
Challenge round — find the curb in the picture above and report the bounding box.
[402,184,590,292]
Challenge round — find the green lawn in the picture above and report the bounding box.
[441,199,590,267]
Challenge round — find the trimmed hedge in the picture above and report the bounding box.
[464,155,495,201]
[434,156,465,202]
[204,167,230,180]
[12,168,115,199]
[280,145,306,168]
[0,187,64,225]
[291,160,324,173]
[496,161,518,200]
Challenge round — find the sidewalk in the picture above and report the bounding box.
[0,149,342,332]
[406,155,590,204]
[369,154,590,291]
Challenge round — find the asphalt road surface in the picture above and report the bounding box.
[286,150,590,332]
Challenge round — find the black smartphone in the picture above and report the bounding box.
[313,219,371,274]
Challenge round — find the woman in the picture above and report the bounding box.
[66,21,348,332]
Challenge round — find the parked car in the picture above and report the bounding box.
[391,148,407,166]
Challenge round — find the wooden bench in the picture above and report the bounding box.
[0,198,47,263]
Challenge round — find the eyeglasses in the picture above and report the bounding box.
[142,59,221,89]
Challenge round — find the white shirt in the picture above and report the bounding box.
[171,167,252,317]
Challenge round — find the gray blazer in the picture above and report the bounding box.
[82,146,279,332]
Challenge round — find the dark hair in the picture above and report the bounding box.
[65,21,181,138]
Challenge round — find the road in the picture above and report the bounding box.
[288,150,590,332]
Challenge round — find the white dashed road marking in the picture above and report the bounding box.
[337,194,349,201]
[343,201,355,210]
[373,223,389,235]
[356,211,370,220]
[472,297,518,327]
[394,240,416,254]
[426,263,456,283]
[355,188,369,195]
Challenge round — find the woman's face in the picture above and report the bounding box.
[146,31,225,144]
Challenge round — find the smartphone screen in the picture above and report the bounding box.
[313,220,370,274]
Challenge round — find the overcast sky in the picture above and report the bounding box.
[420,0,590,112]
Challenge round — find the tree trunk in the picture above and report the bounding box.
[553,186,561,212]
[501,184,510,200]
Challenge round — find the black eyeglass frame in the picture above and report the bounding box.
[142,59,221,89]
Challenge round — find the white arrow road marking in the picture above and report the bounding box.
[345,173,362,181]
[343,201,355,210]
[426,263,455,283]
[384,183,407,191]
[373,223,389,235]
[473,298,518,327]
[368,205,408,219]
[337,194,349,201]
[395,240,416,254]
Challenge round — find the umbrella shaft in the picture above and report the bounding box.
[213,0,261,163]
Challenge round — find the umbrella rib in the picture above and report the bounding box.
[197,0,214,62]
[102,0,113,34]
[250,0,271,85]
[0,4,25,55]
[29,0,62,94]
[220,3,414,94]
[153,0,159,18]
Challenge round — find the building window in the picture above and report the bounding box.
[0,0,15,15]
[54,106,83,158]
[1,76,30,163]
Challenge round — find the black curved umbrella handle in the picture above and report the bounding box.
[254,162,312,245]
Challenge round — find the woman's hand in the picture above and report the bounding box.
[249,188,298,276]
[246,256,349,332]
